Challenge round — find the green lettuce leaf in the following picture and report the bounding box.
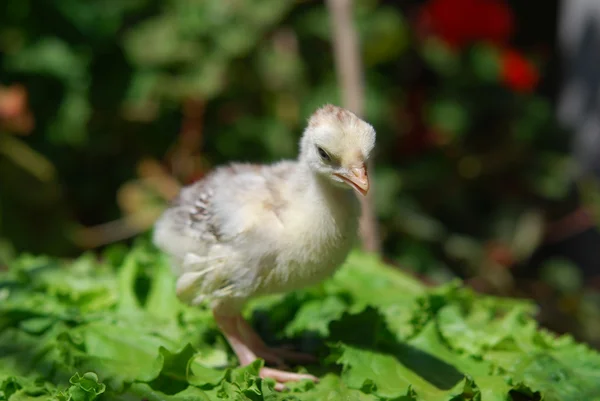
[62,372,106,401]
[1,241,599,401]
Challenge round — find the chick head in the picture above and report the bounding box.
[300,104,376,195]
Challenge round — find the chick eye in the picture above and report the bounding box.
[317,146,331,161]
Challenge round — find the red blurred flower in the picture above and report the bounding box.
[0,84,34,134]
[500,50,539,93]
[418,0,514,49]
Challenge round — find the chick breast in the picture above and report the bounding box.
[153,162,358,314]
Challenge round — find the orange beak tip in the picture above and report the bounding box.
[335,171,369,197]
[355,183,369,197]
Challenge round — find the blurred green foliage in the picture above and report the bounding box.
[0,0,598,346]
[0,0,411,255]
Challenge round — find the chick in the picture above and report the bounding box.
[153,104,376,388]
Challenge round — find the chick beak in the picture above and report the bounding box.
[336,163,369,196]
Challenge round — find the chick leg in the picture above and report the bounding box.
[213,311,318,390]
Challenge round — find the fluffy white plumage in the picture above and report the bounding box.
[152,104,376,388]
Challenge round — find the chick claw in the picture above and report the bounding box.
[260,367,319,391]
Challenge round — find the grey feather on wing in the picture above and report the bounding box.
[166,177,222,243]
[166,161,294,243]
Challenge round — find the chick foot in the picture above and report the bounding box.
[234,316,318,366]
[256,346,317,366]
[213,311,319,391]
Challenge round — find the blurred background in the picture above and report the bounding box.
[1,0,600,348]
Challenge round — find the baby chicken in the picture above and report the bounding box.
[153,104,376,388]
